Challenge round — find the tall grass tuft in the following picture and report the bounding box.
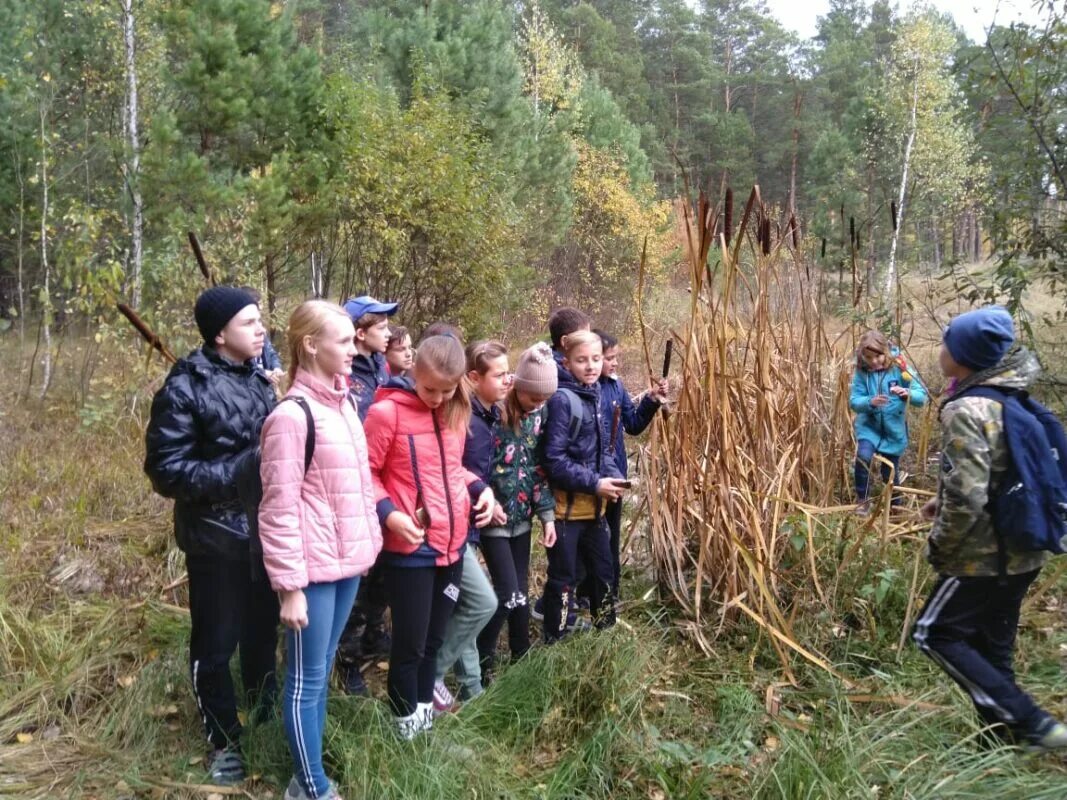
[639,187,855,667]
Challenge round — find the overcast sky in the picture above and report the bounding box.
[760,0,1043,44]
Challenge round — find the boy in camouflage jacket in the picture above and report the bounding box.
[913,306,1067,752]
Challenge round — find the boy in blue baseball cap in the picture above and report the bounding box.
[343,295,399,421]
[338,294,398,695]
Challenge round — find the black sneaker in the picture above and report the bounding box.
[342,663,369,696]
[361,626,392,659]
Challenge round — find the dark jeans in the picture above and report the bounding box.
[186,554,279,749]
[913,570,1048,735]
[383,560,463,717]
[854,439,901,502]
[543,519,615,643]
[577,500,623,602]
[478,531,532,668]
[338,562,388,658]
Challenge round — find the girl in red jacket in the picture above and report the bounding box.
[259,300,382,800]
[363,334,495,738]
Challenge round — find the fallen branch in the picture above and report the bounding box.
[117,303,176,364]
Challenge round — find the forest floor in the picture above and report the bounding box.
[2,328,1067,799]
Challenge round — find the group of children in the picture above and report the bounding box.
[144,289,1067,797]
[145,288,666,798]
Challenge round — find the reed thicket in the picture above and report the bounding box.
[638,188,861,670]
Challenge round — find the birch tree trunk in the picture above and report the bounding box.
[39,103,53,399]
[884,72,918,296]
[122,0,144,308]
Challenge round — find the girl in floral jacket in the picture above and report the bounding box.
[476,343,558,672]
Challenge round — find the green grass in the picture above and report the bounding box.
[2,345,1067,798]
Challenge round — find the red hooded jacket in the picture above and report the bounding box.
[363,384,486,567]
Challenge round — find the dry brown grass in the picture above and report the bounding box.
[634,188,927,676]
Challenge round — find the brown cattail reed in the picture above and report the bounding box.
[724,187,734,245]
[637,186,854,674]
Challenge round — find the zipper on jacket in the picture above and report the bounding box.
[432,413,457,556]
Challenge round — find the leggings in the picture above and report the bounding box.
[478,531,532,668]
[383,560,464,716]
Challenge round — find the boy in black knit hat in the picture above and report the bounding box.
[145,286,279,785]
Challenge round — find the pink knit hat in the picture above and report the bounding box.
[513,342,558,395]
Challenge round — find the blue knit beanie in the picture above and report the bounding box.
[943,306,1015,371]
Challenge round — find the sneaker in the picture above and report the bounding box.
[854,501,871,518]
[533,598,579,630]
[1023,719,1067,753]
[207,747,245,785]
[433,680,459,716]
[394,711,421,741]
[571,616,593,633]
[417,701,434,732]
[361,626,392,659]
[342,663,369,696]
[458,683,484,702]
[284,776,342,800]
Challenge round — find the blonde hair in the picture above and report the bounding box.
[286,300,353,385]
[857,330,890,370]
[560,329,602,355]
[414,334,470,434]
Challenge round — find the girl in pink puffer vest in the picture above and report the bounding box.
[259,300,382,800]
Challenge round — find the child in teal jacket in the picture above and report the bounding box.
[849,330,927,510]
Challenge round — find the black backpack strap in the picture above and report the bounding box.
[282,396,316,474]
[558,388,584,445]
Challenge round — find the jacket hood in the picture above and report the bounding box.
[373,381,429,410]
[289,367,349,407]
[176,346,260,380]
[953,346,1040,398]
[351,351,386,378]
[471,395,500,425]
[557,362,599,399]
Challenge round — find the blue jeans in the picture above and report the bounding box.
[854,439,901,501]
[283,577,360,798]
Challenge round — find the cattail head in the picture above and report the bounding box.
[724,187,734,244]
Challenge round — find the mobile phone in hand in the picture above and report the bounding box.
[614,479,633,489]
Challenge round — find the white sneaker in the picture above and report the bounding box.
[416,701,434,732]
[394,710,421,741]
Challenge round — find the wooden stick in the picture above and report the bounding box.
[188,231,216,286]
[117,303,177,363]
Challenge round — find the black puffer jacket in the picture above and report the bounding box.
[144,347,276,560]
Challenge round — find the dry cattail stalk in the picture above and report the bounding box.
[637,186,855,673]
[724,187,734,244]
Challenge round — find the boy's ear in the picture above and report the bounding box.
[354,326,367,342]
[467,369,480,383]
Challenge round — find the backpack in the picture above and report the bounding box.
[238,396,316,576]
[955,385,1067,572]
[557,387,585,445]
